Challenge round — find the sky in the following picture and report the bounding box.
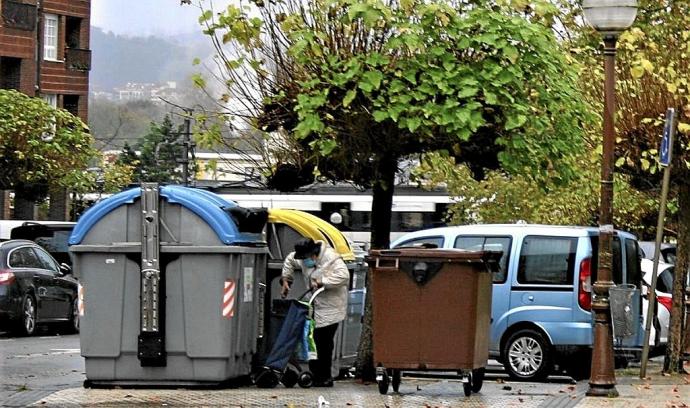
[91,0,228,36]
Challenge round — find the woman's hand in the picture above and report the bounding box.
[281,279,291,298]
[310,278,322,290]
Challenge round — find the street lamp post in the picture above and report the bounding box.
[582,0,638,398]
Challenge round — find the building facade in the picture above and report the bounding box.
[0,0,91,122]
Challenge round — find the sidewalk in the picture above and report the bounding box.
[4,364,688,407]
[576,368,690,408]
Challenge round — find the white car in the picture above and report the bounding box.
[641,258,673,347]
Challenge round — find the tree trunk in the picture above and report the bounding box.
[48,186,70,221]
[13,189,36,220]
[0,190,10,220]
[665,181,690,373]
[356,154,397,381]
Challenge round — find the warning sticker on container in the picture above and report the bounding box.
[243,267,253,303]
[222,280,235,318]
[78,284,85,316]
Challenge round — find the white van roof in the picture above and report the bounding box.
[391,224,637,247]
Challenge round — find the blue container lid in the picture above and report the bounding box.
[69,185,253,245]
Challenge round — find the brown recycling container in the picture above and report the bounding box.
[369,248,500,396]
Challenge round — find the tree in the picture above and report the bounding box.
[566,0,690,374]
[415,152,657,237]
[115,116,198,185]
[191,0,591,378]
[0,89,97,219]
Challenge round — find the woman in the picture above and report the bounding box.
[281,238,349,387]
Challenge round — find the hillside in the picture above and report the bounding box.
[89,27,213,91]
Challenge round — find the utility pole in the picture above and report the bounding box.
[179,108,194,187]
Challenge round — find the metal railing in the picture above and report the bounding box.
[64,47,91,71]
[1,0,37,31]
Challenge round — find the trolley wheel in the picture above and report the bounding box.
[471,368,485,393]
[377,371,390,395]
[463,371,472,397]
[281,368,299,388]
[298,371,314,388]
[255,369,280,388]
[391,369,401,393]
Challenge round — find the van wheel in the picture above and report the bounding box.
[503,329,552,381]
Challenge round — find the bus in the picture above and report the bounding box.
[210,183,453,245]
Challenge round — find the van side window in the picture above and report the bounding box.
[625,239,641,287]
[454,236,511,283]
[518,236,577,285]
[396,236,444,249]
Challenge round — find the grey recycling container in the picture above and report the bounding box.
[69,184,268,387]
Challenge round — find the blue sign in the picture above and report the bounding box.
[660,108,676,167]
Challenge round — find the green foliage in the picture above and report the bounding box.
[130,116,188,183]
[199,0,590,188]
[110,116,195,185]
[0,89,97,192]
[415,152,657,237]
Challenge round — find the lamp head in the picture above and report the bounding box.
[582,0,638,36]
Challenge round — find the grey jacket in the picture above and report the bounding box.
[281,241,350,328]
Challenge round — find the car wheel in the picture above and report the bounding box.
[65,298,80,334]
[17,295,37,336]
[503,329,552,381]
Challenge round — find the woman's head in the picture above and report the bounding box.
[294,238,320,261]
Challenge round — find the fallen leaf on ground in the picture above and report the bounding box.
[496,378,505,383]
[503,386,512,391]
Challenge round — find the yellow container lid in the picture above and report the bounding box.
[268,208,355,261]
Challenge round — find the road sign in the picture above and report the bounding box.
[660,108,676,167]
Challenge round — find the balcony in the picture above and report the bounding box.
[1,0,36,31]
[64,47,91,71]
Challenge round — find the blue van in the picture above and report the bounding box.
[390,224,644,381]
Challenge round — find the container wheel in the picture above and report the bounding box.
[298,371,314,388]
[462,371,472,397]
[377,371,390,395]
[281,368,299,388]
[391,369,401,392]
[471,368,485,393]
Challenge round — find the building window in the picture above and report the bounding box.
[63,95,79,116]
[42,93,57,108]
[65,16,82,48]
[0,57,22,90]
[44,14,58,61]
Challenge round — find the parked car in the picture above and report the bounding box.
[638,241,676,265]
[0,220,76,268]
[391,224,644,381]
[0,240,79,336]
[640,258,674,348]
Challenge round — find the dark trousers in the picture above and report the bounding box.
[309,323,339,382]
